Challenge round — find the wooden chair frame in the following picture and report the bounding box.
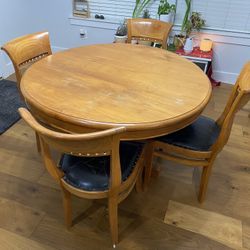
[1,31,52,91]
[127,18,173,49]
[1,31,52,153]
[145,62,250,203]
[19,108,145,247]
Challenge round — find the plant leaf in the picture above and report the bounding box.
[181,0,191,33]
[133,0,154,18]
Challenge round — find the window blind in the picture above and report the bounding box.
[88,0,161,21]
[88,0,250,33]
[175,0,250,32]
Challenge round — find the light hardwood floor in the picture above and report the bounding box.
[0,79,250,249]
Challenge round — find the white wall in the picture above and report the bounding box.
[0,0,39,76]
[174,28,250,83]
[1,0,250,84]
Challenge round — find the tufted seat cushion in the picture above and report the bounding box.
[156,116,221,151]
[59,141,143,191]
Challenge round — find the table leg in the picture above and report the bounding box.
[143,141,155,190]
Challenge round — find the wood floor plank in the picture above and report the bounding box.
[118,216,232,250]
[227,133,250,151]
[0,150,44,182]
[164,200,243,249]
[242,125,250,137]
[0,172,63,219]
[2,119,36,142]
[243,223,250,249]
[0,228,55,250]
[230,123,244,137]
[0,197,45,237]
[202,173,250,223]
[30,215,111,250]
[0,133,41,162]
[37,171,60,190]
[31,212,232,250]
[220,146,250,164]
[155,158,194,185]
[0,172,91,222]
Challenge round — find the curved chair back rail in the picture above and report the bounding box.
[127,18,173,49]
[145,61,250,203]
[1,31,52,87]
[19,107,126,182]
[18,107,145,247]
[214,61,250,153]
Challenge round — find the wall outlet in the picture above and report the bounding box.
[79,28,87,39]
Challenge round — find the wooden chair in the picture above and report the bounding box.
[19,108,145,248]
[1,31,52,153]
[1,31,52,91]
[127,18,173,49]
[145,62,250,203]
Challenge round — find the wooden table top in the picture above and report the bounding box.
[21,43,212,139]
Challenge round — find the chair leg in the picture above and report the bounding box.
[198,162,214,203]
[143,142,154,190]
[62,187,72,229]
[35,132,41,153]
[108,197,118,248]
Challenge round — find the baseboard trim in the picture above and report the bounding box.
[212,71,238,84]
[51,46,68,53]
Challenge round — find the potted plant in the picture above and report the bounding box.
[142,9,151,19]
[183,12,206,53]
[114,20,127,43]
[183,12,205,38]
[173,0,191,49]
[132,0,154,18]
[158,0,176,23]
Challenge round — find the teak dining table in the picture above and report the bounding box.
[21,43,212,140]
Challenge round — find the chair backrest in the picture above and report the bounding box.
[213,62,250,153]
[127,18,173,49]
[1,31,52,88]
[18,108,126,189]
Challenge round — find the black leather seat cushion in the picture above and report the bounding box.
[157,116,221,151]
[59,141,143,191]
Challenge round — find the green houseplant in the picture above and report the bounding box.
[184,11,206,37]
[178,1,206,41]
[114,20,127,43]
[158,0,176,23]
[174,0,191,49]
[132,0,154,18]
[142,9,151,18]
[182,11,205,53]
[181,0,192,34]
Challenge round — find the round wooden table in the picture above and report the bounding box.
[21,43,212,140]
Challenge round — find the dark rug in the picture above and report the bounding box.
[0,79,26,134]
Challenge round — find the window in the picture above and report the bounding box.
[88,0,250,33]
[88,0,160,21]
[175,0,250,32]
